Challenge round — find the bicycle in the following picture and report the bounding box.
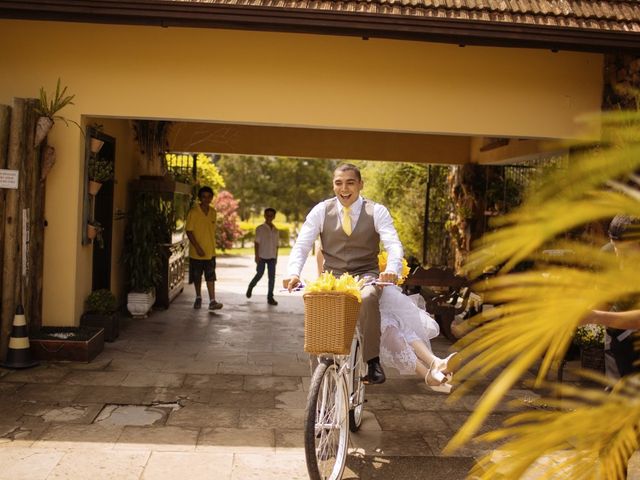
[299,280,393,480]
[304,324,366,480]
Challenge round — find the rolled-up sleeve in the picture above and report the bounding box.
[374,204,404,275]
[287,202,325,277]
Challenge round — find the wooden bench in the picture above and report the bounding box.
[402,266,472,341]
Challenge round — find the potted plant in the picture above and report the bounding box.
[87,221,104,248]
[573,323,605,372]
[80,289,119,342]
[87,157,114,195]
[122,190,172,318]
[89,123,105,154]
[34,78,81,147]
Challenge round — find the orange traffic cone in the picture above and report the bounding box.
[2,305,38,369]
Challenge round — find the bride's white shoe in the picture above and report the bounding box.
[425,360,452,394]
[438,352,460,375]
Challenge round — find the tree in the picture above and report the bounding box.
[165,153,225,192]
[263,157,336,224]
[218,155,336,223]
[216,155,267,221]
[359,161,433,262]
[213,190,243,251]
[195,153,225,192]
[448,110,640,479]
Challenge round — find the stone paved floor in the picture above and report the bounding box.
[0,255,539,479]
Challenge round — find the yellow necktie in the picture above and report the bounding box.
[342,206,352,236]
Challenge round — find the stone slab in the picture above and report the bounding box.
[166,404,239,428]
[33,424,123,450]
[115,425,199,452]
[238,408,305,430]
[0,448,64,479]
[197,427,275,453]
[141,451,233,480]
[231,452,308,480]
[46,450,150,480]
[121,372,185,388]
[183,374,243,390]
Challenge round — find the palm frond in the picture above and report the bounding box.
[449,111,640,473]
[469,376,640,480]
[447,248,640,449]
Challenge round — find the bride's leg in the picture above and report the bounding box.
[410,339,438,367]
[414,359,428,379]
[411,339,459,378]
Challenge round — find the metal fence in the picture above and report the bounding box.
[425,156,567,267]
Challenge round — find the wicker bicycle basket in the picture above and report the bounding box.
[303,292,361,355]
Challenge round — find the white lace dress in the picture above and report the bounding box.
[379,286,440,375]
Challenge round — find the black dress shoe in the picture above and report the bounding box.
[267,298,278,306]
[364,361,386,385]
[246,286,253,298]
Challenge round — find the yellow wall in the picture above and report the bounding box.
[0,19,604,325]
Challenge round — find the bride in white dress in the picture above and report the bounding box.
[379,285,458,393]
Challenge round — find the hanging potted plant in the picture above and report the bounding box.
[87,157,114,195]
[122,191,172,318]
[34,78,81,147]
[80,289,119,342]
[89,124,105,154]
[87,221,104,248]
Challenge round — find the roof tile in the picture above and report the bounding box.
[168,0,640,33]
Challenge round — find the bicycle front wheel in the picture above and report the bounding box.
[304,358,349,480]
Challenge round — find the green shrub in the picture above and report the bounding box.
[85,289,117,314]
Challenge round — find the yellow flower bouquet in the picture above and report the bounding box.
[304,271,364,302]
[377,251,411,285]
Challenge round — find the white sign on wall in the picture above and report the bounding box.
[0,169,19,189]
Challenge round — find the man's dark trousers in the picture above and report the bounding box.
[248,258,277,300]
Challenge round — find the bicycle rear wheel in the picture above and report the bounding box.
[304,358,349,480]
[349,339,366,432]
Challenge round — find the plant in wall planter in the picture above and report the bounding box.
[87,156,114,195]
[89,123,105,154]
[34,78,81,147]
[122,190,172,318]
[80,289,119,342]
[87,221,104,248]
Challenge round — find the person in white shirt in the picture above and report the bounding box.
[247,208,280,305]
[284,163,403,384]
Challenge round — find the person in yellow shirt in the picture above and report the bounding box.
[186,186,223,312]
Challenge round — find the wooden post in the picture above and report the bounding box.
[22,99,41,329]
[0,98,45,359]
[1,99,25,360]
[0,104,10,307]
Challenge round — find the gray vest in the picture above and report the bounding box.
[320,198,380,277]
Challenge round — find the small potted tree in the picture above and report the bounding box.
[87,157,114,195]
[80,289,119,342]
[123,191,172,318]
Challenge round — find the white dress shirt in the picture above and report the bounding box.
[287,196,404,277]
[255,223,279,259]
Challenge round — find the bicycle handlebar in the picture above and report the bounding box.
[279,280,395,293]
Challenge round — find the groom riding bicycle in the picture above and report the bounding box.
[284,163,403,384]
